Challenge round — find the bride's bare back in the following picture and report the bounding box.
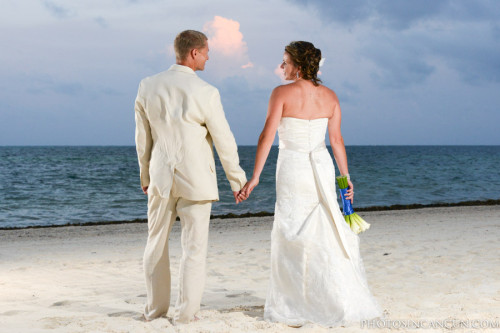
[280,79,338,120]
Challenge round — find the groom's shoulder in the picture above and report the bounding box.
[139,70,170,87]
[196,77,218,93]
[186,75,220,99]
[138,68,219,97]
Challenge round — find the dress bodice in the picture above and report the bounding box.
[278,117,328,153]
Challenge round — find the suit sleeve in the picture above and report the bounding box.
[134,82,153,188]
[205,88,247,191]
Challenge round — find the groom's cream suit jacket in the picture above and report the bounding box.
[135,64,246,201]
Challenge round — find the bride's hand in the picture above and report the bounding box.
[344,180,354,203]
[239,177,259,200]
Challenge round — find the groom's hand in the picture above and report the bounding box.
[233,191,246,204]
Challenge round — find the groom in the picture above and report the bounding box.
[134,30,247,323]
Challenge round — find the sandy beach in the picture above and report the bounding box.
[1,205,499,332]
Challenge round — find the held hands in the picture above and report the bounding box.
[233,191,244,204]
[236,177,259,203]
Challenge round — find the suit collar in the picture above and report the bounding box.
[168,64,197,75]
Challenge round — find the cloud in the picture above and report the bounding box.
[204,16,248,57]
[288,0,438,29]
[287,0,500,86]
[287,0,499,30]
[94,16,108,28]
[42,0,73,19]
[424,23,500,84]
[241,62,254,69]
[202,16,253,79]
[361,33,436,88]
[360,20,500,86]
[26,76,83,96]
[367,0,447,30]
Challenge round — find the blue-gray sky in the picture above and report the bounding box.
[1,0,499,145]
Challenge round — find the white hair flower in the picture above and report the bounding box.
[319,58,325,67]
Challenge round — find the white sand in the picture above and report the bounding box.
[1,206,499,332]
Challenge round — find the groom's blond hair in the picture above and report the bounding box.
[174,30,208,61]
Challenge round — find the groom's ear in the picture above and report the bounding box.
[189,48,197,59]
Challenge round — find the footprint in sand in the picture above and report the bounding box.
[124,294,146,304]
[221,305,264,318]
[208,269,223,276]
[40,317,74,329]
[1,310,26,316]
[226,291,253,298]
[108,311,141,318]
[51,300,72,307]
[223,291,265,308]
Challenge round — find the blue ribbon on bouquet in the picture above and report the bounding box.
[339,188,354,215]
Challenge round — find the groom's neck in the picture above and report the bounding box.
[176,59,197,72]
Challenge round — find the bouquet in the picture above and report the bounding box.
[336,175,370,234]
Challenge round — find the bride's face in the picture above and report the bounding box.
[280,52,298,81]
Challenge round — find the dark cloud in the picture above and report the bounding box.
[373,0,447,30]
[291,1,370,25]
[287,0,447,29]
[428,32,500,84]
[23,73,83,96]
[494,24,500,41]
[360,33,436,88]
[331,81,361,104]
[94,16,108,28]
[52,82,83,95]
[288,0,499,30]
[42,1,73,19]
[23,73,127,97]
[101,87,124,96]
[291,0,500,86]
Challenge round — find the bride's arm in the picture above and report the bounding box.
[240,86,284,198]
[328,97,354,201]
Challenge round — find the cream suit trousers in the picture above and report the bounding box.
[143,193,212,323]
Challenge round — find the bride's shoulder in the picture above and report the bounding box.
[320,85,339,102]
[274,82,298,90]
[271,83,299,97]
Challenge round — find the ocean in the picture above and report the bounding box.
[0,145,499,229]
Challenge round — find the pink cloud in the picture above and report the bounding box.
[204,16,248,57]
[241,62,254,69]
[202,16,253,77]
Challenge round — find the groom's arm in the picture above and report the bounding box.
[134,82,152,191]
[205,88,247,192]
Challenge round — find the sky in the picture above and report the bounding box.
[1,0,499,146]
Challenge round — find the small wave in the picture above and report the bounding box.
[1,199,498,230]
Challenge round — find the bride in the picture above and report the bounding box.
[240,41,382,327]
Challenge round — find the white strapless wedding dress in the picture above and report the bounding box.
[264,117,382,327]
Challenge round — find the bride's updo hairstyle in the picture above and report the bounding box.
[285,41,322,86]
